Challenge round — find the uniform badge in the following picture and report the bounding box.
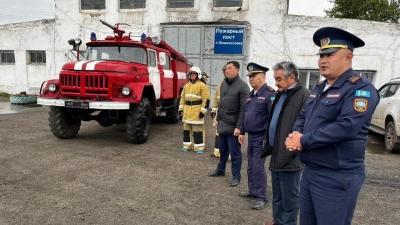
[355,90,370,98]
[248,65,253,71]
[327,93,341,98]
[354,98,368,113]
[270,97,275,101]
[347,75,361,83]
[320,37,330,47]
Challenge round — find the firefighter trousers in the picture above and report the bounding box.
[183,123,205,151]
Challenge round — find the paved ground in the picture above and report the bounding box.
[0,102,399,225]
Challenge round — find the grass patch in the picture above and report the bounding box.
[0,92,11,98]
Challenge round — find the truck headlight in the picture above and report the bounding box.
[122,87,131,96]
[49,83,57,92]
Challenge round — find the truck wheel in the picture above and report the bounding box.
[48,106,81,139]
[166,98,180,124]
[385,121,400,153]
[126,97,151,144]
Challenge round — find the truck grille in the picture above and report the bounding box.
[85,75,109,94]
[60,73,109,95]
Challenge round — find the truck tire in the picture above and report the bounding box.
[166,98,180,124]
[48,106,81,139]
[126,97,151,144]
[385,121,400,153]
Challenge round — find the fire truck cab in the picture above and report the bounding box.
[38,20,191,144]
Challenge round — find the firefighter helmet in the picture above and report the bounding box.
[188,66,202,79]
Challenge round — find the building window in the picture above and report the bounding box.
[81,0,106,10]
[355,70,375,82]
[29,51,46,64]
[120,0,145,9]
[299,69,376,91]
[299,70,321,91]
[0,50,15,64]
[213,0,242,7]
[167,0,194,8]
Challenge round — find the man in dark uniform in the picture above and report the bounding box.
[238,62,275,210]
[285,27,380,225]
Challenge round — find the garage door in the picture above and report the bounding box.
[162,23,249,106]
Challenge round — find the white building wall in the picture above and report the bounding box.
[1,0,400,93]
[0,20,56,94]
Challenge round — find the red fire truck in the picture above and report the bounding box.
[37,20,190,144]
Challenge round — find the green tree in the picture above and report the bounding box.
[325,0,400,23]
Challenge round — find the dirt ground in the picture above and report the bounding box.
[0,104,399,225]
[0,96,9,102]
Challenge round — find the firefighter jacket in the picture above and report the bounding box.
[179,79,210,124]
[211,82,222,114]
[201,80,211,108]
[211,82,222,124]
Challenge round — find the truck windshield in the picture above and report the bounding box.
[85,46,147,64]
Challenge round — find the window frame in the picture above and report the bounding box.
[119,0,147,11]
[378,84,390,98]
[28,51,46,64]
[213,0,242,7]
[386,84,399,98]
[81,0,106,11]
[0,50,15,64]
[354,70,376,82]
[148,50,157,67]
[298,69,377,91]
[211,0,248,11]
[298,69,322,91]
[163,55,171,69]
[167,0,194,8]
[166,0,199,12]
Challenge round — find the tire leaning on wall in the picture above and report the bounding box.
[10,95,38,104]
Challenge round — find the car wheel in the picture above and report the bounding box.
[384,121,400,153]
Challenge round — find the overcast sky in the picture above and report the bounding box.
[0,0,333,25]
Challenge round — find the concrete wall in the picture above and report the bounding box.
[0,20,56,94]
[1,0,400,94]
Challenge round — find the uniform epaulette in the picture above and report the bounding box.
[347,75,362,84]
[267,86,275,92]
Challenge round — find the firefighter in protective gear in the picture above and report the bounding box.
[210,65,227,158]
[200,72,211,108]
[200,72,211,145]
[179,66,210,154]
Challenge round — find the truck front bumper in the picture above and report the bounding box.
[37,98,130,110]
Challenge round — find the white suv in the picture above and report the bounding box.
[370,77,400,152]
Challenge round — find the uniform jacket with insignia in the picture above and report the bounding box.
[241,84,275,135]
[292,69,380,171]
[179,79,210,124]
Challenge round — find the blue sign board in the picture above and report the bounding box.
[214,27,244,54]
